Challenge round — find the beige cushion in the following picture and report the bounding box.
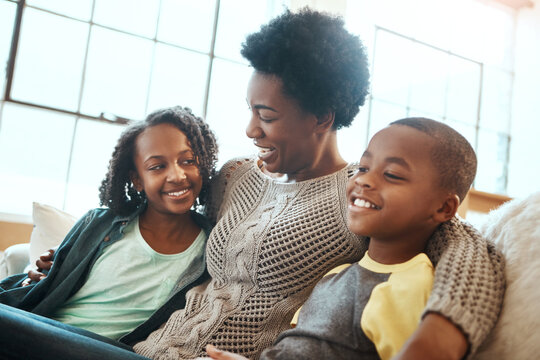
[474,192,540,359]
[28,202,77,268]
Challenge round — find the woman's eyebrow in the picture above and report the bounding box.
[253,104,278,112]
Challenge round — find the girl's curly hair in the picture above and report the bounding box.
[241,8,370,130]
[98,106,218,216]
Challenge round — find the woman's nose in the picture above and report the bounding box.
[246,115,263,139]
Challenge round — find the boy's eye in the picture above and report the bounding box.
[357,166,369,174]
[384,172,404,180]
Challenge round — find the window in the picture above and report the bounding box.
[0,0,517,218]
[0,0,288,217]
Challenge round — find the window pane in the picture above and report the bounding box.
[205,58,253,166]
[368,99,407,139]
[146,44,209,116]
[446,57,481,125]
[64,119,126,216]
[0,103,75,216]
[449,0,514,70]
[93,0,160,38]
[480,67,512,133]
[338,102,370,164]
[408,44,447,118]
[26,0,93,21]
[475,130,508,194]
[371,31,411,107]
[214,0,285,62]
[0,0,16,98]
[11,8,89,111]
[157,0,217,53]
[80,27,153,119]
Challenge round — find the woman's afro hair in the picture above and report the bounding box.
[241,7,370,130]
[98,106,218,216]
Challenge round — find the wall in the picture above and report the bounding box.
[0,213,33,250]
[508,0,540,198]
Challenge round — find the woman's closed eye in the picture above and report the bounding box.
[259,114,277,123]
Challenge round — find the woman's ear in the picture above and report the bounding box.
[315,111,335,133]
[433,194,460,223]
[130,171,143,192]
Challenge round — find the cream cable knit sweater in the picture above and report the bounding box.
[134,158,504,359]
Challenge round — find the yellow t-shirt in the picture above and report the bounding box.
[360,252,434,359]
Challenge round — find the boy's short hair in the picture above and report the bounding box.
[390,117,477,202]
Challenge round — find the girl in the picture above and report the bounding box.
[0,106,218,354]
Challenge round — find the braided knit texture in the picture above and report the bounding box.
[424,217,505,357]
[133,157,505,359]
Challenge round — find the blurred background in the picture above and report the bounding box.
[0,0,538,220]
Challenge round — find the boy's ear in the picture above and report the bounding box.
[315,111,335,133]
[130,171,143,192]
[433,194,460,223]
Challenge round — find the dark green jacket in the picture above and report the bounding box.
[0,205,211,346]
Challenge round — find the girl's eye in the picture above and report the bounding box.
[181,159,197,166]
[148,164,164,171]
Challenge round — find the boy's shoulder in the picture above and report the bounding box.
[324,263,353,278]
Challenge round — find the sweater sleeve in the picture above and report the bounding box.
[424,216,505,357]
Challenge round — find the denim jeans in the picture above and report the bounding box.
[0,304,150,360]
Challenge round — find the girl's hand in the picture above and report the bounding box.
[22,249,55,286]
[193,345,250,360]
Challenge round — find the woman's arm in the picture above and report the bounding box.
[423,217,505,357]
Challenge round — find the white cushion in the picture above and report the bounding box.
[474,192,540,359]
[28,202,77,268]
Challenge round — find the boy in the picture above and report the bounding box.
[203,117,480,360]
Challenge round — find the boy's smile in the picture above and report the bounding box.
[351,197,381,210]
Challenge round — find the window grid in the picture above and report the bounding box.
[0,0,515,217]
[2,0,229,122]
[368,26,512,194]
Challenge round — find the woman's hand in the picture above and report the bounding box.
[395,312,468,360]
[21,249,55,286]
[193,345,250,360]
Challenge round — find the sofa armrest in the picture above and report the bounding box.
[0,243,30,279]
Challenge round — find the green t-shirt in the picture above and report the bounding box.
[52,216,207,339]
